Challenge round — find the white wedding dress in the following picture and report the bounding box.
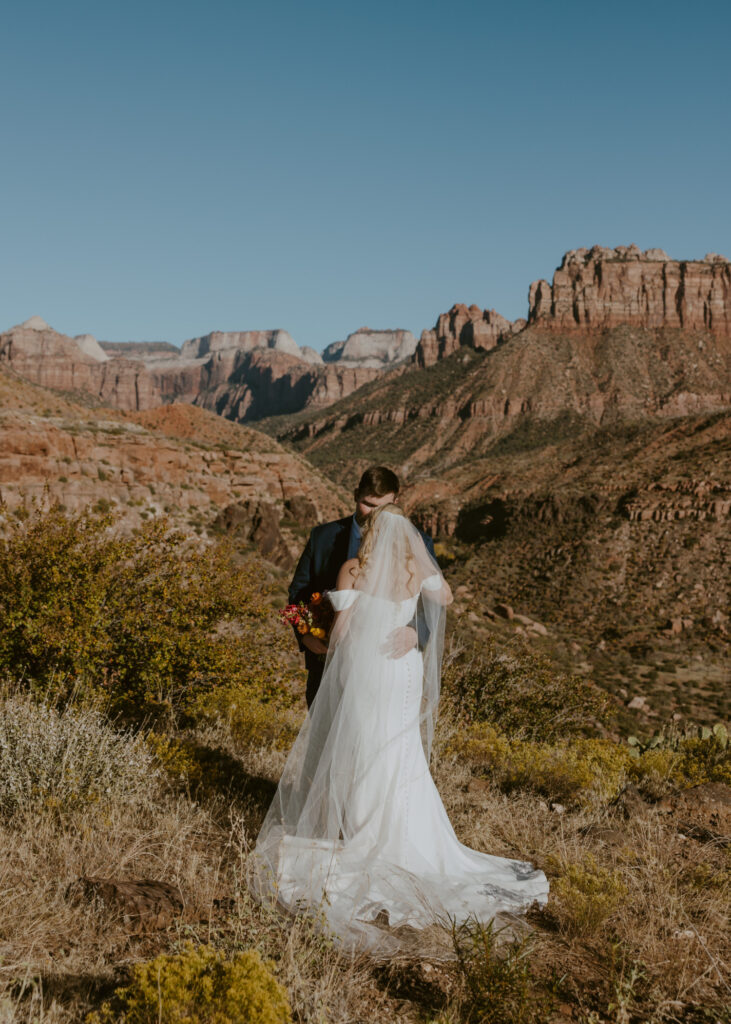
[251,512,548,954]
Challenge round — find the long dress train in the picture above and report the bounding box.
[251,513,549,954]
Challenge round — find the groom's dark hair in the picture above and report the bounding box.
[356,466,400,499]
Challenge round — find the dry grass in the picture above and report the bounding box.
[0,689,729,1023]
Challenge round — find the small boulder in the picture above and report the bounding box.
[627,695,648,710]
[71,877,184,933]
[527,621,548,636]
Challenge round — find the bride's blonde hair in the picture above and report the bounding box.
[358,503,415,589]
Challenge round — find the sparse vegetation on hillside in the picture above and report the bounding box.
[443,636,612,741]
[0,505,729,1023]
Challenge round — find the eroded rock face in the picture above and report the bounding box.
[188,347,380,422]
[180,328,301,360]
[0,319,160,410]
[73,333,109,361]
[415,304,523,368]
[1,318,381,420]
[322,327,418,367]
[528,245,731,336]
[0,373,349,566]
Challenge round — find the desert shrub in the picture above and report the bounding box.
[443,636,611,742]
[0,501,283,722]
[673,731,731,787]
[0,691,158,818]
[449,917,554,1024]
[681,861,731,893]
[627,722,731,788]
[627,747,678,799]
[87,943,291,1024]
[189,682,299,752]
[450,723,632,807]
[547,854,628,937]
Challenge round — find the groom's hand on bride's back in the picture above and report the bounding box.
[381,625,417,659]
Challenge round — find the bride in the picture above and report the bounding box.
[251,503,549,953]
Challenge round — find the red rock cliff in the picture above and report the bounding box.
[528,245,731,335]
[0,319,162,410]
[415,304,524,368]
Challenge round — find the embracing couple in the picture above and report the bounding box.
[251,466,549,954]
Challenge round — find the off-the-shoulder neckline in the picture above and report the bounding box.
[328,572,440,598]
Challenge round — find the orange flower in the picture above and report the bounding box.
[311,592,322,604]
[296,622,308,634]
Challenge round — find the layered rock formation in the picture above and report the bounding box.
[282,317,731,463]
[414,304,525,368]
[7,245,731,425]
[100,341,181,358]
[0,318,382,420]
[187,346,380,421]
[0,318,160,410]
[0,367,348,566]
[528,245,731,336]
[322,328,417,367]
[180,328,303,360]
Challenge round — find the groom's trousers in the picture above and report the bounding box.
[304,651,325,709]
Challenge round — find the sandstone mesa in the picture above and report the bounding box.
[2,245,730,423]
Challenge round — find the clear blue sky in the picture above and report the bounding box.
[2,0,730,351]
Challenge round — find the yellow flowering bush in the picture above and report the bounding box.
[626,723,731,789]
[190,682,299,752]
[547,854,628,937]
[450,723,633,807]
[87,943,291,1024]
[672,734,731,787]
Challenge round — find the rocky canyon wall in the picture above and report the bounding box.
[527,245,731,336]
[0,319,389,420]
[414,305,525,368]
[0,320,161,411]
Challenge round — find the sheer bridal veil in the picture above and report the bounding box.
[250,506,449,952]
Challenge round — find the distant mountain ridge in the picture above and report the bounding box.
[100,340,180,356]
[322,327,418,367]
[3,245,730,422]
[0,317,413,417]
[0,362,348,566]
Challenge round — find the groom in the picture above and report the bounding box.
[289,465,437,708]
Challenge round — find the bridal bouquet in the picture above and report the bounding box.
[279,592,333,640]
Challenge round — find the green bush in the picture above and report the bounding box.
[547,854,628,937]
[450,723,632,807]
[450,917,554,1024]
[443,637,611,742]
[0,502,277,723]
[87,943,291,1024]
[0,692,157,818]
[627,722,731,788]
[189,682,299,751]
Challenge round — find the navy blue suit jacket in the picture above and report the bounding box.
[288,515,437,661]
